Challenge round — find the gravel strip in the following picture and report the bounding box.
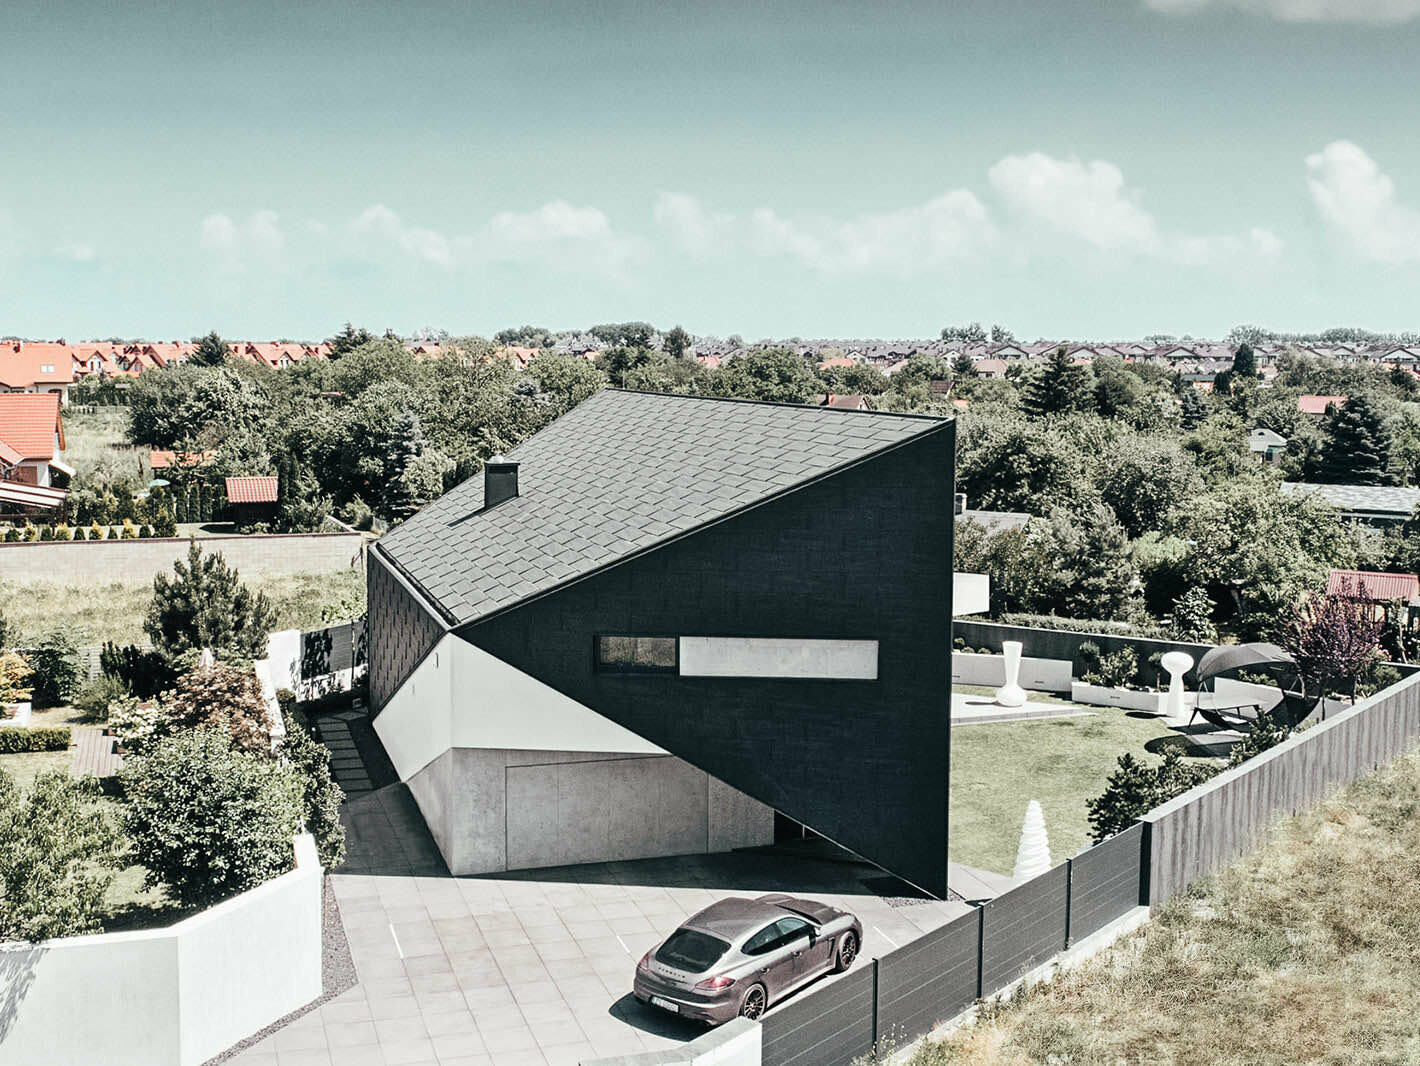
[202,876,357,1065]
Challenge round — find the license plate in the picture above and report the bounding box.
[650,995,679,1013]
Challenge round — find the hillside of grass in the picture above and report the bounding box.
[915,745,1420,1065]
[1,569,366,647]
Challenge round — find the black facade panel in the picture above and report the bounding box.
[979,863,1070,996]
[1067,823,1145,942]
[367,546,447,711]
[875,907,980,1045]
[760,963,877,1066]
[458,426,955,895]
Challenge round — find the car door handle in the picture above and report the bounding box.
[792,950,802,958]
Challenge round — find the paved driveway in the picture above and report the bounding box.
[226,782,973,1066]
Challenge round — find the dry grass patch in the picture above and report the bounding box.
[912,748,1420,1065]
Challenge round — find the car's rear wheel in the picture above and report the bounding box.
[738,983,767,1020]
[833,931,859,972]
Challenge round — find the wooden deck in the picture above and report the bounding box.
[70,725,122,779]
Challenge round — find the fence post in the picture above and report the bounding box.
[974,904,985,1001]
[1137,820,1153,908]
[870,957,880,1051]
[1063,858,1073,949]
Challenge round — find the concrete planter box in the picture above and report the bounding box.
[1,700,32,726]
[1071,681,1171,712]
[953,651,1072,694]
[0,834,322,1066]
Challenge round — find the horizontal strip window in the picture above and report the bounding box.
[679,637,878,680]
[595,635,678,674]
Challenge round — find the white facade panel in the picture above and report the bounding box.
[374,635,664,783]
[678,637,879,679]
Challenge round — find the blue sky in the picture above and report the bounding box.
[4,0,1420,341]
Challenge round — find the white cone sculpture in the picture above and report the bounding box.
[995,640,1027,708]
[1012,800,1052,885]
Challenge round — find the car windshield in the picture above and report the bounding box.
[655,929,730,972]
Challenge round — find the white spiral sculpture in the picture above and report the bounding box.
[1012,800,1052,885]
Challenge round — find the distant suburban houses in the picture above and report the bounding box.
[5,333,1420,404]
[0,393,69,511]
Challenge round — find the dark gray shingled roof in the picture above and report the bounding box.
[378,389,949,625]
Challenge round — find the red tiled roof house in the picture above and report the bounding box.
[0,393,69,511]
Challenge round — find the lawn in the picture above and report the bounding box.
[0,569,367,646]
[917,746,1420,1066]
[949,702,1214,874]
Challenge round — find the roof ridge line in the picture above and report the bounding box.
[604,387,952,423]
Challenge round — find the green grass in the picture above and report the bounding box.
[61,406,148,477]
[950,707,1212,874]
[915,747,1420,1066]
[0,706,82,787]
[0,569,367,646]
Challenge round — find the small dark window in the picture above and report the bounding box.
[596,635,678,673]
[743,923,781,956]
[774,917,812,945]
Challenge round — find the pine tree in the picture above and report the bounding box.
[1180,388,1209,429]
[1231,341,1257,379]
[1022,346,1095,417]
[951,352,977,380]
[327,322,374,359]
[1315,393,1392,485]
[663,325,691,361]
[144,541,276,659]
[380,411,424,521]
[189,331,229,367]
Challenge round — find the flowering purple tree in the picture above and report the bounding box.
[1281,575,1385,699]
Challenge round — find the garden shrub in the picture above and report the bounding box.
[280,712,346,867]
[27,626,84,708]
[145,541,276,660]
[0,727,71,753]
[120,727,304,908]
[996,613,1172,639]
[0,768,124,941]
[99,640,177,699]
[162,663,273,755]
[0,651,33,706]
[73,674,131,721]
[1082,646,1140,688]
[120,519,139,539]
[1087,748,1219,843]
[1226,710,1297,768]
[107,697,165,757]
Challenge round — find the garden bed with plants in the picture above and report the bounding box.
[0,543,347,942]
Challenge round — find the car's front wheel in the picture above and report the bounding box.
[738,983,767,1020]
[832,931,859,972]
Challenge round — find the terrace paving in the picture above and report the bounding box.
[225,731,977,1066]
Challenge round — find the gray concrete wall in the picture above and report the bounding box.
[406,747,775,876]
[0,532,364,583]
[1142,671,1420,905]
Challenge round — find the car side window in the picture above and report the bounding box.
[743,923,782,956]
[775,917,811,945]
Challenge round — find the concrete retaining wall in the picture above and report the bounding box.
[953,620,1214,690]
[0,532,364,583]
[0,834,323,1066]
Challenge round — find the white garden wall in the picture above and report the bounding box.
[951,651,1072,694]
[0,834,322,1066]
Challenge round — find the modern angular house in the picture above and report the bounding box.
[367,389,956,896]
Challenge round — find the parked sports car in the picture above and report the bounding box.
[633,893,862,1024]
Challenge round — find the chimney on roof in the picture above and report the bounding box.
[484,455,519,509]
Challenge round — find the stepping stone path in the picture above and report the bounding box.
[312,710,375,796]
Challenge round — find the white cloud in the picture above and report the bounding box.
[349,204,454,266]
[345,200,634,271]
[200,210,286,269]
[654,192,735,256]
[62,243,96,262]
[988,152,1282,265]
[1145,0,1420,22]
[1306,140,1420,264]
[989,154,1160,252]
[652,190,994,276]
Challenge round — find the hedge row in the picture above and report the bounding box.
[993,612,1173,639]
[0,726,73,753]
